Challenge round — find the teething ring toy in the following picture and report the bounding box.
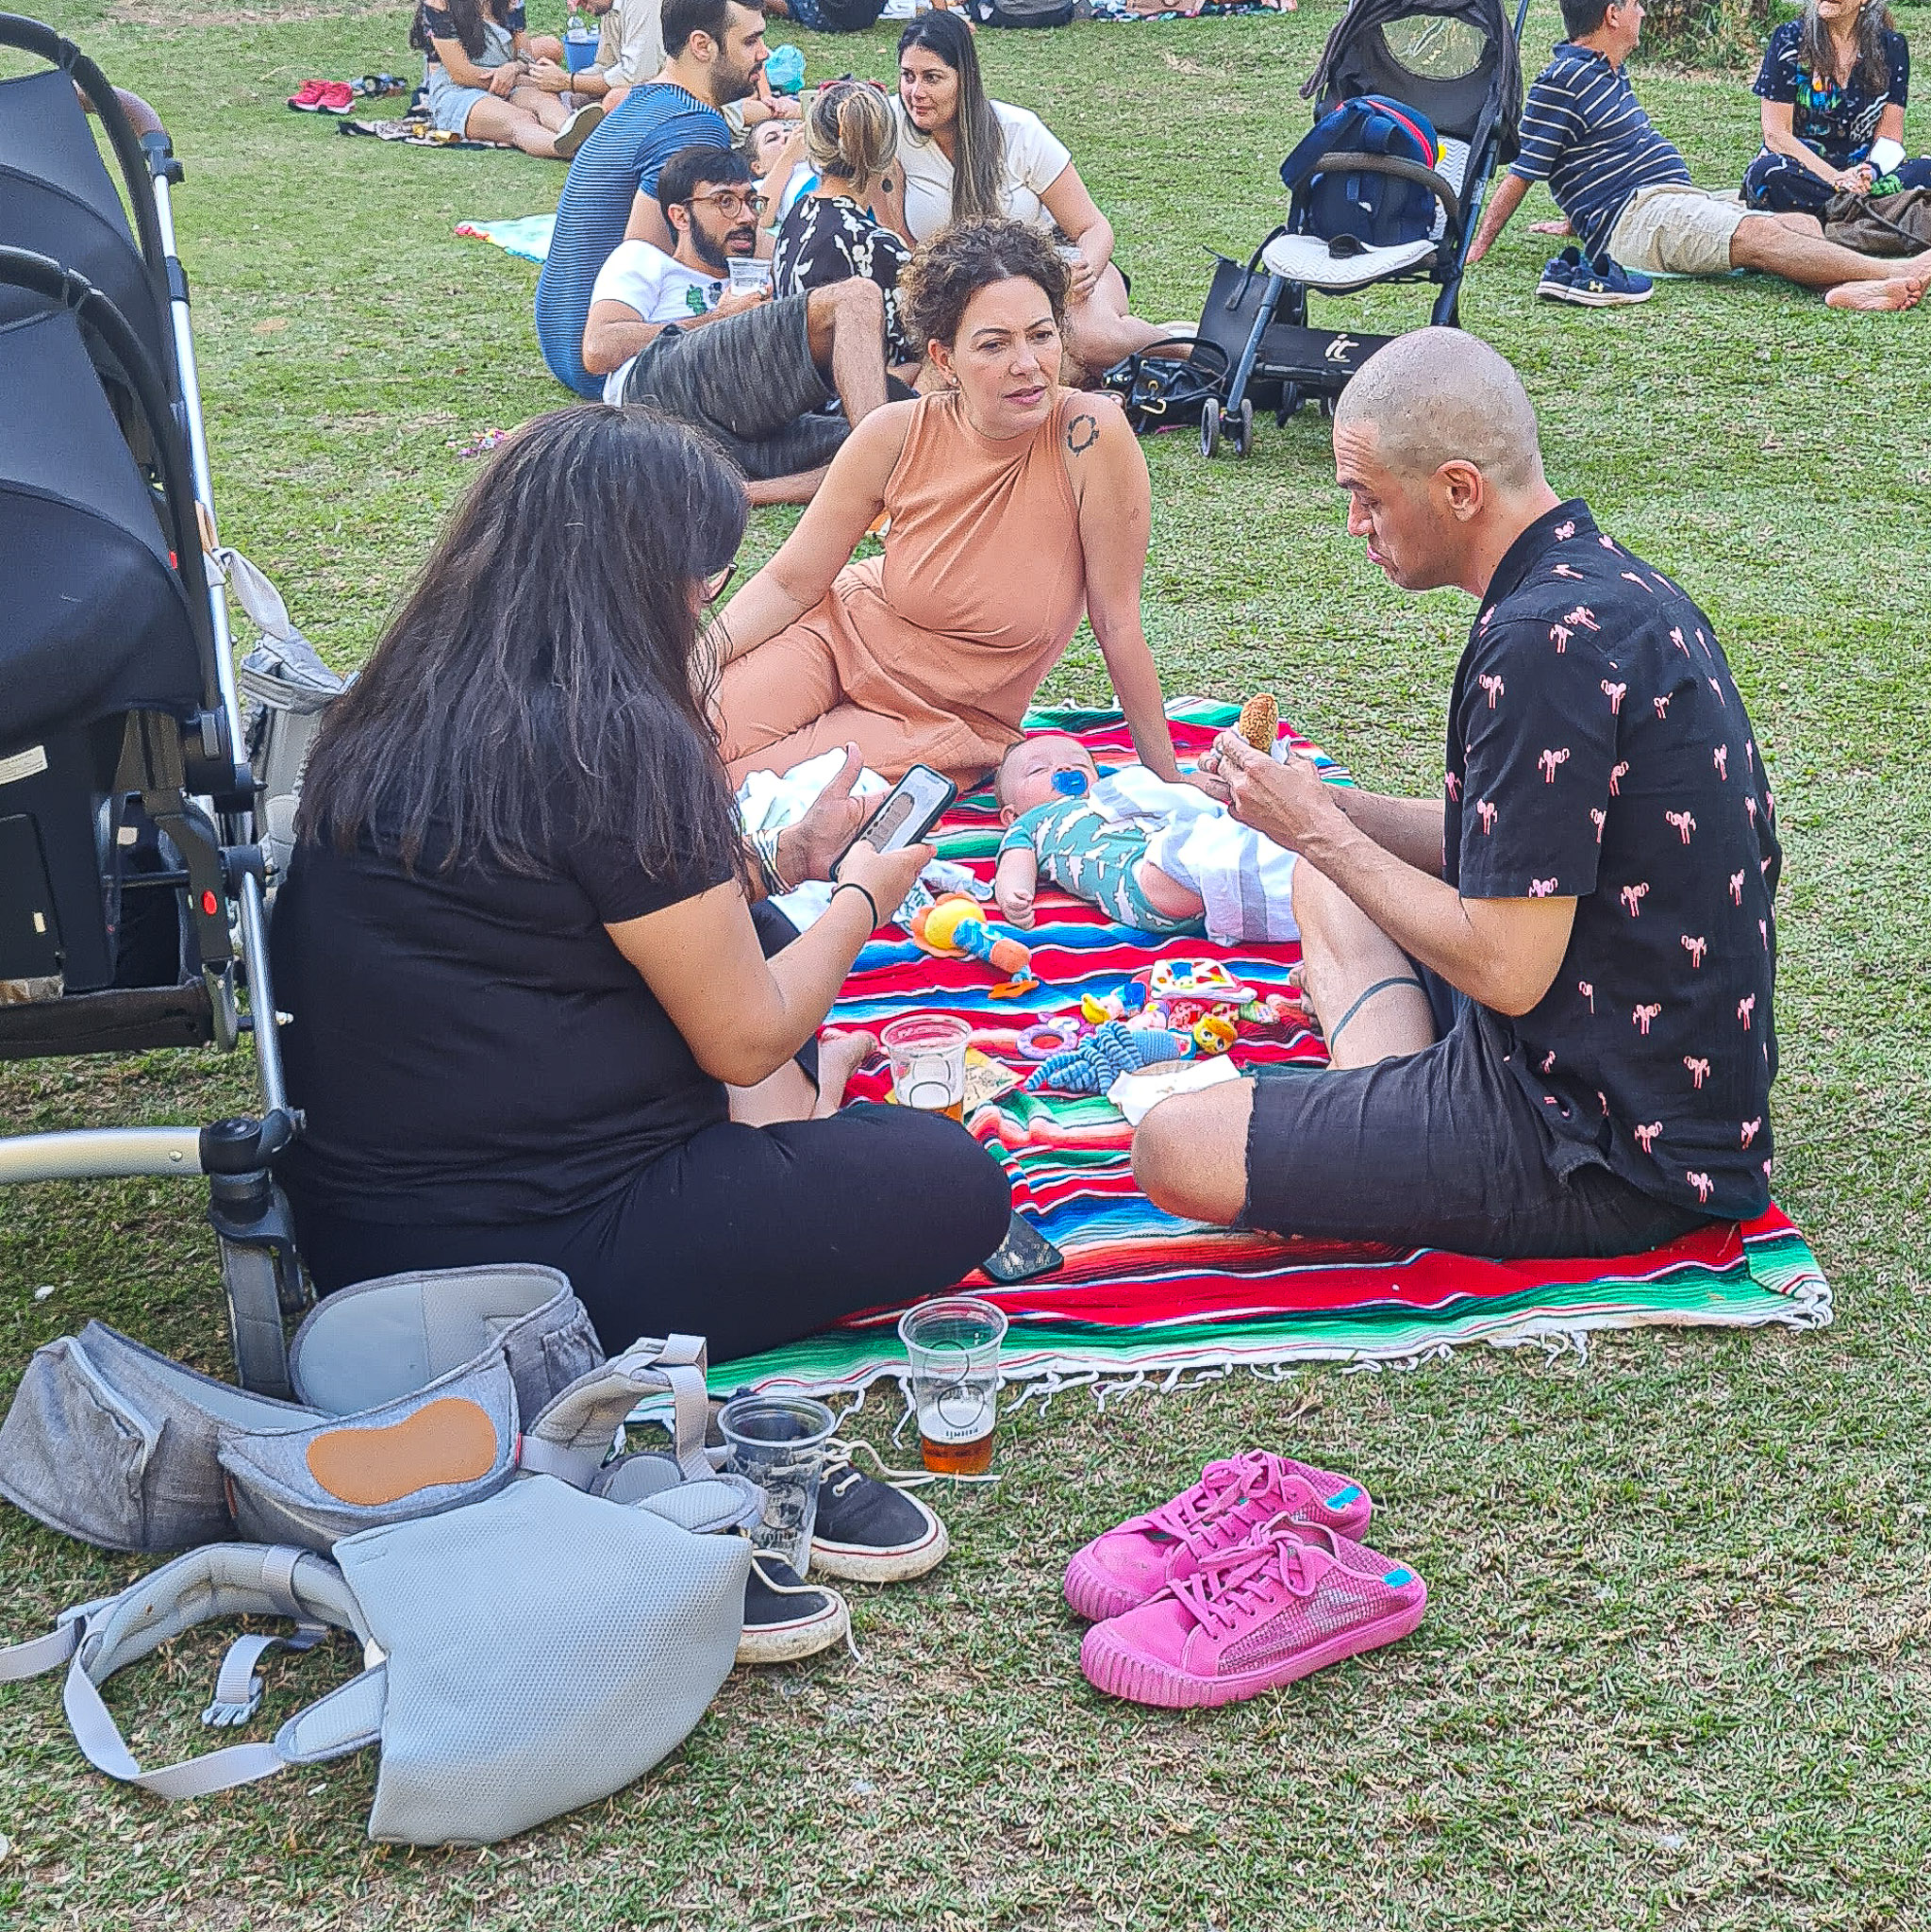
[1017,1018,1084,1060]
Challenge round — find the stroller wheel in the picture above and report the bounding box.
[1232,397,1255,458]
[1276,383,1303,426]
[1200,397,1222,458]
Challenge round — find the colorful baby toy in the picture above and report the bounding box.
[910,893,1038,998]
[1024,1021,1191,1095]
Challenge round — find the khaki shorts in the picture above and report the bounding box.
[1606,182,1748,277]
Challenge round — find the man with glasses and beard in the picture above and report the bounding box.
[585,144,891,504]
[536,0,770,397]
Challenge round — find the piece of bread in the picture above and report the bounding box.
[1237,692,1279,752]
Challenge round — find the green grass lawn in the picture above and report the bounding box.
[4,2,1930,1924]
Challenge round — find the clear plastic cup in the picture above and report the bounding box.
[727,257,774,297]
[880,1012,972,1121]
[718,1392,835,1574]
[897,1295,1007,1474]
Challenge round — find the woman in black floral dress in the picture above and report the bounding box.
[774,81,922,380]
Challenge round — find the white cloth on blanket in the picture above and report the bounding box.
[1088,770,1301,945]
[734,749,982,930]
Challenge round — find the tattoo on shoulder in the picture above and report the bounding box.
[1066,412,1100,455]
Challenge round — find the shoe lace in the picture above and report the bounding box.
[1169,1516,1323,1640]
[1147,1450,1302,1552]
[823,1434,999,1496]
[747,1547,863,1662]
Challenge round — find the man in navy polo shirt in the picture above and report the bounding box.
[1134,328,1782,1257]
[1466,0,1930,311]
[534,0,768,397]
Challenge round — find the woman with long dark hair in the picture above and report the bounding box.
[271,407,1009,1365]
[413,0,603,157]
[880,13,1188,384]
[1744,0,1928,213]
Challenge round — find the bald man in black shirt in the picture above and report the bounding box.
[1134,327,1780,1257]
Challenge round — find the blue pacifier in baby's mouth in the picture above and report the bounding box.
[1052,769,1090,797]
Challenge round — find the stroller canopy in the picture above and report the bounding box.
[0,64,172,380]
[0,302,202,751]
[1303,0,1523,155]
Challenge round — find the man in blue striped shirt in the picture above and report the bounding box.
[535,0,764,397]
[1468,0,1930,310]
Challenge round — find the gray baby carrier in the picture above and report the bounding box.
[0,1264,766,1842]
[0,1261,739,1551]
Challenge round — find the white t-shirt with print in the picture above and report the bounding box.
[892,97,1073,242]
[589,239,724,403]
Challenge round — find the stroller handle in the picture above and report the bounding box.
[0,244,218,698]
[0,14,174,285]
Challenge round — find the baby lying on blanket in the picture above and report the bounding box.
[992,735,1301,943]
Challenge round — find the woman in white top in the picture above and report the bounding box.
[883,12,1186,383]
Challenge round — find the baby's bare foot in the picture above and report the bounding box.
[813,1029,878,1117]
[1825,273,1928,311]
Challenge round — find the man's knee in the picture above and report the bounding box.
[1130,1087,1251,1225]
[809,276,885,339]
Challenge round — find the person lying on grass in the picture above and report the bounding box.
[1467,0,1931,310]
[412,0,604,158]
[1132,326,1782,1261]
[583,142,893,505]
[992,735,1300,943]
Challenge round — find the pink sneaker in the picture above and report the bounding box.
[1063,1449,1373,1623]
[1080,1518,1426,1708]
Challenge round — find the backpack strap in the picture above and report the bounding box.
[519,1332,714,1488]
[1,1543,380,1802]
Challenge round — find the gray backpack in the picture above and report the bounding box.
[0,1474,752,1844]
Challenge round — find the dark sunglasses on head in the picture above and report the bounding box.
[702,564,737,605]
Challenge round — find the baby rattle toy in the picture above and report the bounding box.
[911,893,1038,998]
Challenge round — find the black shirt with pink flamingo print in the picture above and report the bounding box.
[1443,499,1780,1222]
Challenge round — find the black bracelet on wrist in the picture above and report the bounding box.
[831,879,880,929]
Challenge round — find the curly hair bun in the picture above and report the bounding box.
[898,217,1072,355]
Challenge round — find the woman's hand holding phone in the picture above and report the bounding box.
[833,838,933,925]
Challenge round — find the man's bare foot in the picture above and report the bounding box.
[813,1028,877,1116]
[1530,217,1573,237]
[1824,273,1928,311]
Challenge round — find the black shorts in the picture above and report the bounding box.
[622,292,849,481]
[1241,971,1714,1258]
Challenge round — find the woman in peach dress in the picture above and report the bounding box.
[712,218,1185,791]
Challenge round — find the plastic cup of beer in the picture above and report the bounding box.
[897,1295,1007,1475]
[879,1012,972,1122]
[727,256,774,297]
[717,1392,835,1574]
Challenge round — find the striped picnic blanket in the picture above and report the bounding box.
[723,699,1830,1394]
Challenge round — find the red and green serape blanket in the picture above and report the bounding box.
[723,700,1830,1395]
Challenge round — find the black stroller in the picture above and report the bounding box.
[0,14,309,1392]
[1197,0,1531,458]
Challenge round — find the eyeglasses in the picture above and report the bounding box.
[702,564,737,605]
[685,189,766,218]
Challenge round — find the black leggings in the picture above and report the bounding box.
[293,1100,1011,1364]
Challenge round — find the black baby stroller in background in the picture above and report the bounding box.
[0,14,310,1392]
[1197,0,1531,458]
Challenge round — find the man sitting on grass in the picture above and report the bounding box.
[1467,0,1930,311]
[583,144,891,504]
[1132,327,1782,1259]
[534,0,765,397]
